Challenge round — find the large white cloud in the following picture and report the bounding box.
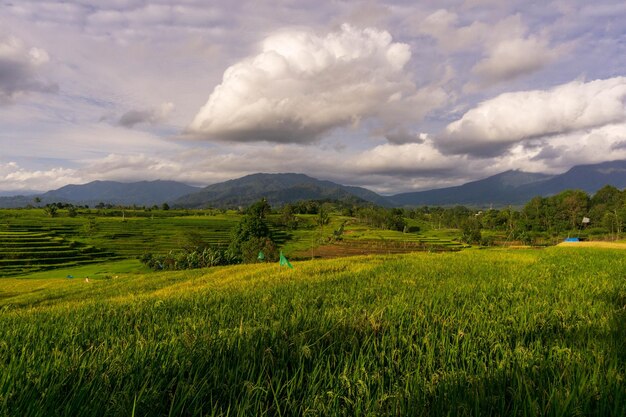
[352,139,462,176]
[0,35,57,103]
[437,77,626,156]
[2,1,626,195]
[0,162,78,192]
[188,24,446,144]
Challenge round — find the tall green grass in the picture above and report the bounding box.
[1,248,625,416]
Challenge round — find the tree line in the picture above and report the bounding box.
[406,185,626,244]
[141,184,626,270]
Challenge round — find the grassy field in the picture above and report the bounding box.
[276,215,466,259]
[0,209,289,276]
[1,247,625,416]
[0,209,464,276]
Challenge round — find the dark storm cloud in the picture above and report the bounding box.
[117,103,174,129]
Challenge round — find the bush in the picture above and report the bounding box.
[460,217,482,245]
[140,246,240,271]
[241,237,278,263]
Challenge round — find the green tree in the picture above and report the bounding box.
[460,217,482,244]
[229,199,275,261]
[246,198,271,219]
[591,185,622,207]
[317,203,331,228]
[556,189,589,230]
[241,237,278,263]
[43,204,58,218]
[384,208,406,231]
[280,204,299,230]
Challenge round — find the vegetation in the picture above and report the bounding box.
[1,248,626,416]
[0,209,250,276]
[140,246,238,271]
[460,216,482,244]
[5,184,626,277]
[4,187,626,414]
[399,186,626,245]
[229,199,279,263]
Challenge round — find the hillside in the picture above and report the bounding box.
[515,159,626,197]
[4,160,626,209]
[173,173,391,208]
[0,180,201,208]
[392,160,626,207]
[2,249,625,415]
[391,170,552,207]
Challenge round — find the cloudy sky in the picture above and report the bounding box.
[1,0,626,194]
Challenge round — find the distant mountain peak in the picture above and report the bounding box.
[0,180,202,208]
[173,172,390,208]
[392,160,626,207]
[3,160,626,209]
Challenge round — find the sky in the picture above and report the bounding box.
[1,0,625,195]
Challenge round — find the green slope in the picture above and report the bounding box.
[2,248,625,416]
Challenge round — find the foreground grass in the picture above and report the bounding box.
[1,248,626,416]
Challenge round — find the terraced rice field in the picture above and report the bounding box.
[0,229,116,277]
[290,223,466,258]
[1,209,459,276]
[281,216,466,258]
[0,210,291,276]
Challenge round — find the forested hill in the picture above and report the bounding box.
[175,161,626,209]
[391,160,626,207]
[0,180,201,208]
[391,170,552,206]
[3,160,626,208]
[172,173,391,208]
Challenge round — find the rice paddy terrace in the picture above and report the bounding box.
[0,228,116,277]
[0,210,247,276]
[0,209,462,277]
[285,220,467,259]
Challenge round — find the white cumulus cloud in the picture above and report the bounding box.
[0,162,78,192]
[352,139,466,176]
[437,77,626,156]
[188,23,445,144]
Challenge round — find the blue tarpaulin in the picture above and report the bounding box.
[564,237,580,242]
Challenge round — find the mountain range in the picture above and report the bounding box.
[172,173,391,208]
[0,180,201,208]
[3,160,626,209]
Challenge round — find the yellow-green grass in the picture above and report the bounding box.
[1,211,239,276]
[0,230,118,277]
[280,216,465,256]
[2,210,463,278]
[13,259,149,280]
[1,248,625,416]
[557,241,626,249]
[1,210,286,260]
